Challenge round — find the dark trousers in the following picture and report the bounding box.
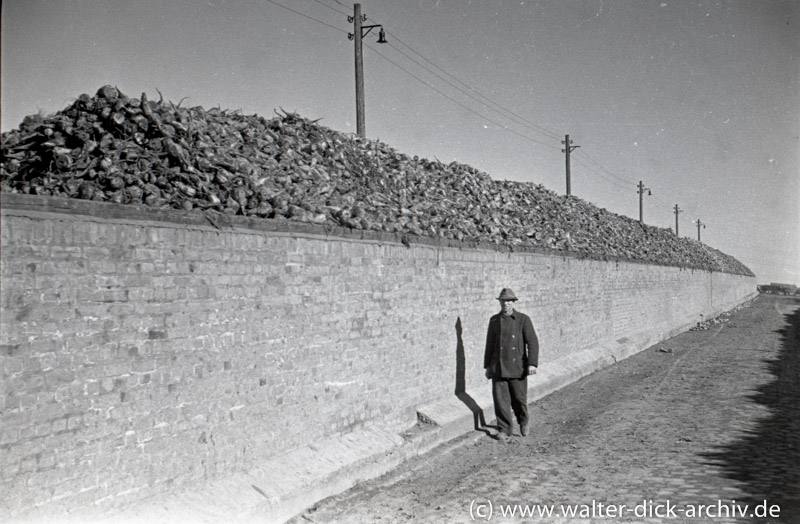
[492,377,528,435]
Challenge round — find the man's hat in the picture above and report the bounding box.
[497,288,518,301]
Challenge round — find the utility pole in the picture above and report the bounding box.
[673,204,682,236]
[637,181,651,224]
[696,219,706,241]
[561,135,580,195]
[348,4,387,138]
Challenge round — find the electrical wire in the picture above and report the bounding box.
[364,43,561,151]
[573,147,682,216]
[384,41,560,144]
[262,1,559,150]
[574,149,637,188]
[263,0,347,34]
[311,0,350,17]
[257,2,766,237]
[570,156,638,192]
[651,193,673,209]
[642,192,670,221]
[263,1,670,203]
[384,30,562,141]
[354,3,562,140]
[575,149,694,222]
[357,6,562,142]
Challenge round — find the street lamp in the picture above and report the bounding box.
[694,219,706,241]
[637,181,651,224]
[348,3,387,138]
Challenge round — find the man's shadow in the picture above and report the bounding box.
[455,317,492,435]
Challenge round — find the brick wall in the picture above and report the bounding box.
[0,194,756,515]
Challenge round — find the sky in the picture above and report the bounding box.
[2,0,798,285]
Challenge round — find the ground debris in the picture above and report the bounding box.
[690,315,731,331]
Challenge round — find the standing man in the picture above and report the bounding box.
[484,288,539,440]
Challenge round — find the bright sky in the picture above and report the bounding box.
[2,0,798,285]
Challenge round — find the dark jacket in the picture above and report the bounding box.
[484,310,539,379]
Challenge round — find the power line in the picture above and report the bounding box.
[263,0,347,34]
[573,150,700,228]
[574,149,636,187]
[575,157,691,230]
[572,148,686,222]
[364,43,561,151]
[570,156,637,192]
[260,2,708,230]
[311,0,349,16]
[384,41,560,143]
[262,1,560,150]
[384,30,562,141]
[353,5,562,142]
[651,193,672,209]
[262,1,675,209]
[371,15,682,206]
[357,1,562,138]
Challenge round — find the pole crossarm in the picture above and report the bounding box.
[348,24,382,40]
[673,204,682,236]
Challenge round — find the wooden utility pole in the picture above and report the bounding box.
[349,4,386,138]
[673,204,682,236]
[696,219,706,241]
[561,135,579,195]
[637,181,651,223]
[353,4,365,137]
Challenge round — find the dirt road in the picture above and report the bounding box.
[291,295,800,523]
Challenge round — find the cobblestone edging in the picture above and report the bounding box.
[0,193,756,519]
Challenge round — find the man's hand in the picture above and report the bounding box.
[528,365,537,375]
[485,369,492,380]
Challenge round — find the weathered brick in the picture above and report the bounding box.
[33,421,52,437]
[37,452,57,470]
[51,479,77,501]
[66,415,84,431]
[100,378,114,393]
[3,357,24,375]
[0,206,756,517]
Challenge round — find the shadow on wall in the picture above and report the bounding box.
[455,317,491,435]
[700,298,800,521]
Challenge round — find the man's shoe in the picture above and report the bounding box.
[495,431,509,442]
[520,423,528,437]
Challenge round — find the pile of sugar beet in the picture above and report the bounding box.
[1,86,752,276]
